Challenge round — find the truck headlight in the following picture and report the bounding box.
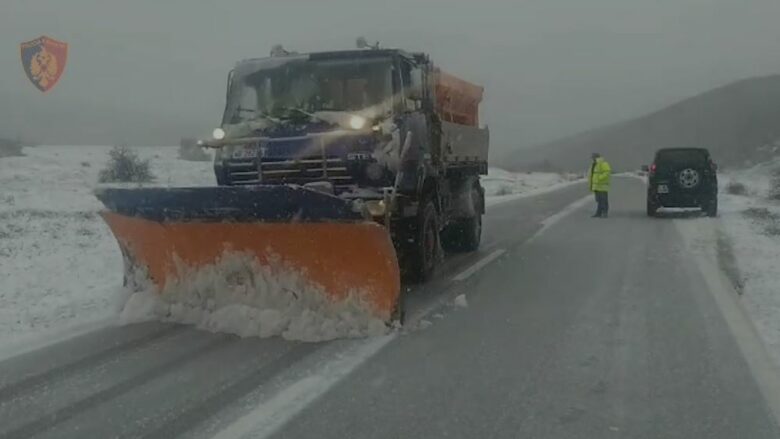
[349,115,367,130]
[212,128,226,140]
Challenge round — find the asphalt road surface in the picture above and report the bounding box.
[0,178,778,439]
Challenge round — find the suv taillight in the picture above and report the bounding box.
[649,163,657,175]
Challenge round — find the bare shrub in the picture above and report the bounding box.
[98,146,153,183]
[0,139,23,158]
[725,181,747,196]
[765,223,780,236]
[769,177,780,201]
[742,207,779,221]
[496,185,514,196]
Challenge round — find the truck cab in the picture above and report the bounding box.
[214,49,426,191]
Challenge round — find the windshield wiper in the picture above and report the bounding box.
[267,106,329,125]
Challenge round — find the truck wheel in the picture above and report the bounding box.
[406,199,439,283]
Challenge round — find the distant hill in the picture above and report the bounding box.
[0,138,23,158]
[505,75,780,172]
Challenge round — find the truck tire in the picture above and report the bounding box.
[405,199,439,283]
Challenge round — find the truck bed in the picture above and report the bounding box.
[434,69,483,127]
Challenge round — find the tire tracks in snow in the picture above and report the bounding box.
[0,334,235,439]
[0,325,185,404]
[141,343,321,439]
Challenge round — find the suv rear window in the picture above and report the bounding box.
[656,150,709,166]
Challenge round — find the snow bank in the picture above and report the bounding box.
[483,167,583,207]
[0,145,214,350]
[119,252,388,342]
[717,160,780,366]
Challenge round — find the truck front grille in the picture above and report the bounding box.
[225,157,354,187]
[225,159,260,185]
[260,157,352,185]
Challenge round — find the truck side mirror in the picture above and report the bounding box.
[640,165,649,172]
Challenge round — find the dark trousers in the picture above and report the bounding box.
[594,191,609,217]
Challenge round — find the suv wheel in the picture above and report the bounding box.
[646,193,659,217]
[703,196,718,217]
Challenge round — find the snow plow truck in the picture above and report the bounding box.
[96,45,489,323]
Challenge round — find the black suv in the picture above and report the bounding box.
[643,148,718,217]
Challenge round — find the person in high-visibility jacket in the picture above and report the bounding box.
[588,153,612,218]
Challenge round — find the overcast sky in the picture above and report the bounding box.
[2,0,780,151]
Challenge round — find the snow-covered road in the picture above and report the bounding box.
[1,177,778,438]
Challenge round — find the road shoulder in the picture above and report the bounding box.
[675,218,780,426]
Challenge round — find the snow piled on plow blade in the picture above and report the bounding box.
[119,251,389,342]
[94,185,401,342]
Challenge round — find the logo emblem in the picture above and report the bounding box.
[20,36,68,92]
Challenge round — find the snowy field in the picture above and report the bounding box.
[0,145,215,355]
[717,161,780,366]
[0,145,573,352]
[482,167,583,207]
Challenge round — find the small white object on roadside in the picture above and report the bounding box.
[454,294,469,308]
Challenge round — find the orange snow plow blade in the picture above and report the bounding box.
[96,186,401,321]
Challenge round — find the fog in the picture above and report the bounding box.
[2,0,780,153]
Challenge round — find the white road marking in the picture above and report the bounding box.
[213,334,397,439]
[452,249,506,282]
[527,194,592,244]
[675,220,780,425]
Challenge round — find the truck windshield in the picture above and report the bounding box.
[225,57,394,124]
